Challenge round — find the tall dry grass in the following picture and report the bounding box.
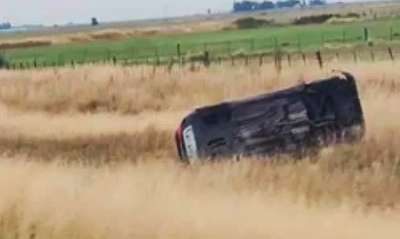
[0,23,220,49]
[0,59,400,238]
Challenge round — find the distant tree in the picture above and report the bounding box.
[0,22,11,30]
[233,1,257,12]
[259,1,275,10]
[276,0,301,8]
[309,0,327,6]
[91,17,99,26]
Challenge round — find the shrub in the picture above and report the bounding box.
[233,17,273,29]
[292,14,339,25]
[292,12,361,25]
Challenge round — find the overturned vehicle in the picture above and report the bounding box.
[175,71,365,163]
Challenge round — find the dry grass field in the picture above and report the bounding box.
[0,58,400,238]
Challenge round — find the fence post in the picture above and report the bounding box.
[177,43,181,57]
[287,53,291,66]
[390,26,393,41]
[259,54,263,66]
[388,47,395,63]
[364,27,369,42]
[33,54,37,68]
[274,50,282,72]
[297,35,302,52]
[316,51,323,69]
[302,53,307,65]
[204,51,210,67]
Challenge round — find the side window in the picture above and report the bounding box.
[302,90,335,120]
[319,94,335,119]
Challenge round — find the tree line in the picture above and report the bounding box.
[233,0,326,13]
[0,22,12,30]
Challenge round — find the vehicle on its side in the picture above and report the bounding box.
[175,71,365,163]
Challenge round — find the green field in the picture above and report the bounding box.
[5,17,400,66]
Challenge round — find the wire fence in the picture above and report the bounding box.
[2,25,400,69]
[3,44,399,73]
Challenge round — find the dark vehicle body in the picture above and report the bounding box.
[175,72,365,163]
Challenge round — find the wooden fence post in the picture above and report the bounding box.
[177,43,181,57]
[287,53,291,66]
[259,54,263,66]
[316,51,323,69]
[364,27,369,42]
[302,53,307,65]
[204,51,210,67]
[388,47,395,63]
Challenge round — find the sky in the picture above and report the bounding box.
[1,0,364,26]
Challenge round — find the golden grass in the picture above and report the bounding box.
[0,24,217,49]
[0,59,400,238]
